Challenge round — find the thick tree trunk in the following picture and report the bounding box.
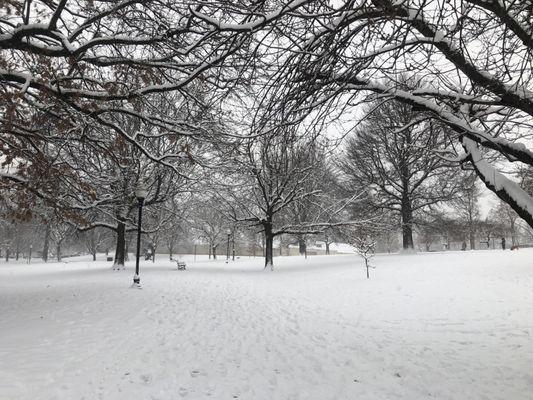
[42,224,50,262]
[469,230,476,250]
[90,231,97,261]
[56,242,61,262]
[298,235,306,255]
[401,195,414,250]
[114,221,126,268]
[212,245,217,260]
[264,222,274,270]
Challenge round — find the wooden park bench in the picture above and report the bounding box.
[173,258,186,270]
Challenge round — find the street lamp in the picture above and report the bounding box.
[226,229,231,261]
[133,183,148,288]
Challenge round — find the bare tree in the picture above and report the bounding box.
[189,197,229,260]
[451,173,481,249]
[339,99,459,250]
[81,227,110,261]
[490,201,519,247]
[221,127,332,269]
[194,0,533,231]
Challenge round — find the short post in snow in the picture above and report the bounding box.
[133,183,148,288]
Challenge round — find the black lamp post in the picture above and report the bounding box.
[133,183,148,287]
[232,232,235,261]
[226,229,231,261]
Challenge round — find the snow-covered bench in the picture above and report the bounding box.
[174,259,186,270]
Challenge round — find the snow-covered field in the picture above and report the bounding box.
[1,249,532,400]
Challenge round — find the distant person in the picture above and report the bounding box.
[501,237,506,250]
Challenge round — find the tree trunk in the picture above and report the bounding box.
[5,247,9,262]
[264,222,274,270]
[212,245,217,260]
[401,195,414,250]
[168,244,174,260]
[114,221,126,268]
[56,242,61,262]
[15,227,20,260]
[90,230,97,260]
[43,224,50,262]
[469,230,475,250]
[298,235,306,255]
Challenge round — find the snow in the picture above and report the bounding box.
[192,0,309,32]
[463,137,533,218]
[1,250,533,400]
[433,30,445,42]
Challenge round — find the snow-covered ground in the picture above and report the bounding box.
[1,249,532,400]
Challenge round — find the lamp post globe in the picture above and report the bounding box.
[136,186,149,202]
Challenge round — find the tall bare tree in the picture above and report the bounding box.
[339,99,459,249]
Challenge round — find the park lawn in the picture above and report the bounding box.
[1,249,532,400]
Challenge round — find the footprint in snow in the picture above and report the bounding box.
[139,374,152,384]
[178,387,188,397]
[190,369,201,378]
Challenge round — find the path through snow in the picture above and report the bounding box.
[1,250,532,399]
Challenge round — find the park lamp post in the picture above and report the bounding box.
[133,183,148,288]
[232,232,235,261]
[226,228,231,261]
